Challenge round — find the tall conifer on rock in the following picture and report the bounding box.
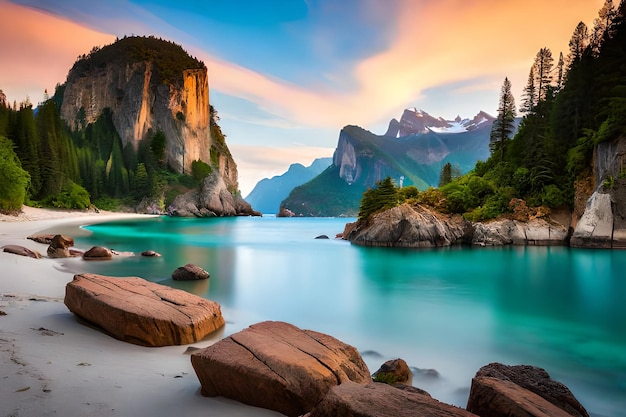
[490,77,517,161]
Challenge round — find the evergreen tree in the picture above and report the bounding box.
[534,48,554,103]
[520,67,536,114]
[567,22,589,69]
[358,177,399,220]
[555,52,566,92]
[489,77,517,161]
[590,0,617,56]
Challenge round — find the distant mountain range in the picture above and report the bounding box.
[245,158,332,214]
[279,109,505,217]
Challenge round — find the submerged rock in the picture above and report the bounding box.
[65,273,224,347]
[191,320,371,417]
[172,263,209,281]
[372,358,412,385]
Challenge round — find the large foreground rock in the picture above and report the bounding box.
[466,363,589,417]
[64,273,225,347]
[191,321,371,417]
[306,381,477,417]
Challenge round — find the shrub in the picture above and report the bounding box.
[43,181,91,209]
[191,159,212,183]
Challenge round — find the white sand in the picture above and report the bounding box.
[0,207,280,417]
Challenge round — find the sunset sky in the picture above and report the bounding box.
[1,0,604,195]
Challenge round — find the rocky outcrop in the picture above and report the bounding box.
[27,234,55,244]
[172,263,209,281]
[345,203,472,248]
[345,203,573,248]
[306,381,477,417]
[473,218,569,246]
[64,273,224,347]
[2,245,42,259]
[466,363,589,417]
[570,191,614,248]
[59,36,252,217]
[190,321,371,417]
[167,171,260,217]
[47,234,75,258]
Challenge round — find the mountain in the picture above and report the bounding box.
[57,36,254,216]
[280,110,498,217]
[245,157,332,214]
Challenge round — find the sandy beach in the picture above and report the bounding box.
[0,207,280,417]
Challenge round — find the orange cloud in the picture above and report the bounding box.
[196,0,603,128]
[0,0,115,103]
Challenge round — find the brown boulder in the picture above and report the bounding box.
[64,273,225,347]
[466,363,589,417]
[306,381,477,417]
[27,234,56,244]
[172,263,209,280]
[82,246,113,260]
[372,358,412,385]
[141,250,161,257]
[191,321,371,417]
[2,245,42,259]
[47,234,74,258]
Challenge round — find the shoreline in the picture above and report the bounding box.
[0,207,280,416]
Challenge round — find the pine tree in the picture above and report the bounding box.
[590,0,617,56]
[534,48,554,103]
[567,22,589,69]
[490,77,517,161]
[520,67,536,114]
[555,52,565,92]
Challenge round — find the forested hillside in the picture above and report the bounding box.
[358,0,626,222]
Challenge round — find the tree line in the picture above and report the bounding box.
[358,0,626,222]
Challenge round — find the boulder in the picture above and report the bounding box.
[172,263,209,280]
[82,246,113,261]
[571,191,614,248]
[141,250,161,257]
[346,203,472,248]
[466,363,589,417]
[47,234,74,258]
[315,234,329,239]
[2,245,42,259]
[191,321,371,417]
[27,234,56,244]
[64,273,225,347]
[306,381,477,417]
[372,358,412,385]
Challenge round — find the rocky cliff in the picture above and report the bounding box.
[58,36,251,216]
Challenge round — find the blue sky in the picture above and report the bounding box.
[1,0,604,195]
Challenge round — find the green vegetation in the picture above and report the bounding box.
[0,135,30,212]
[70,36,205,86]
[357,1,626,223]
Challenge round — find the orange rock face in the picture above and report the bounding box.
[64,273,224,347]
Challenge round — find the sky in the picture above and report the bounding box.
[0,0,605,196]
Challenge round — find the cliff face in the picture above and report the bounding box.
[61,63,214,176]
[58,37,248,216]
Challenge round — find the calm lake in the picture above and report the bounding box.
[68,215,626,417]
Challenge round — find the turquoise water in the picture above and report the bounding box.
[71,216,626,416]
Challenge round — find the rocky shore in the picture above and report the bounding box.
[343,186,626,249]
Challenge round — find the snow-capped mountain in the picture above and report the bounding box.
[384,108,495,137]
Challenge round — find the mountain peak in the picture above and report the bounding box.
[384,109,494,137]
